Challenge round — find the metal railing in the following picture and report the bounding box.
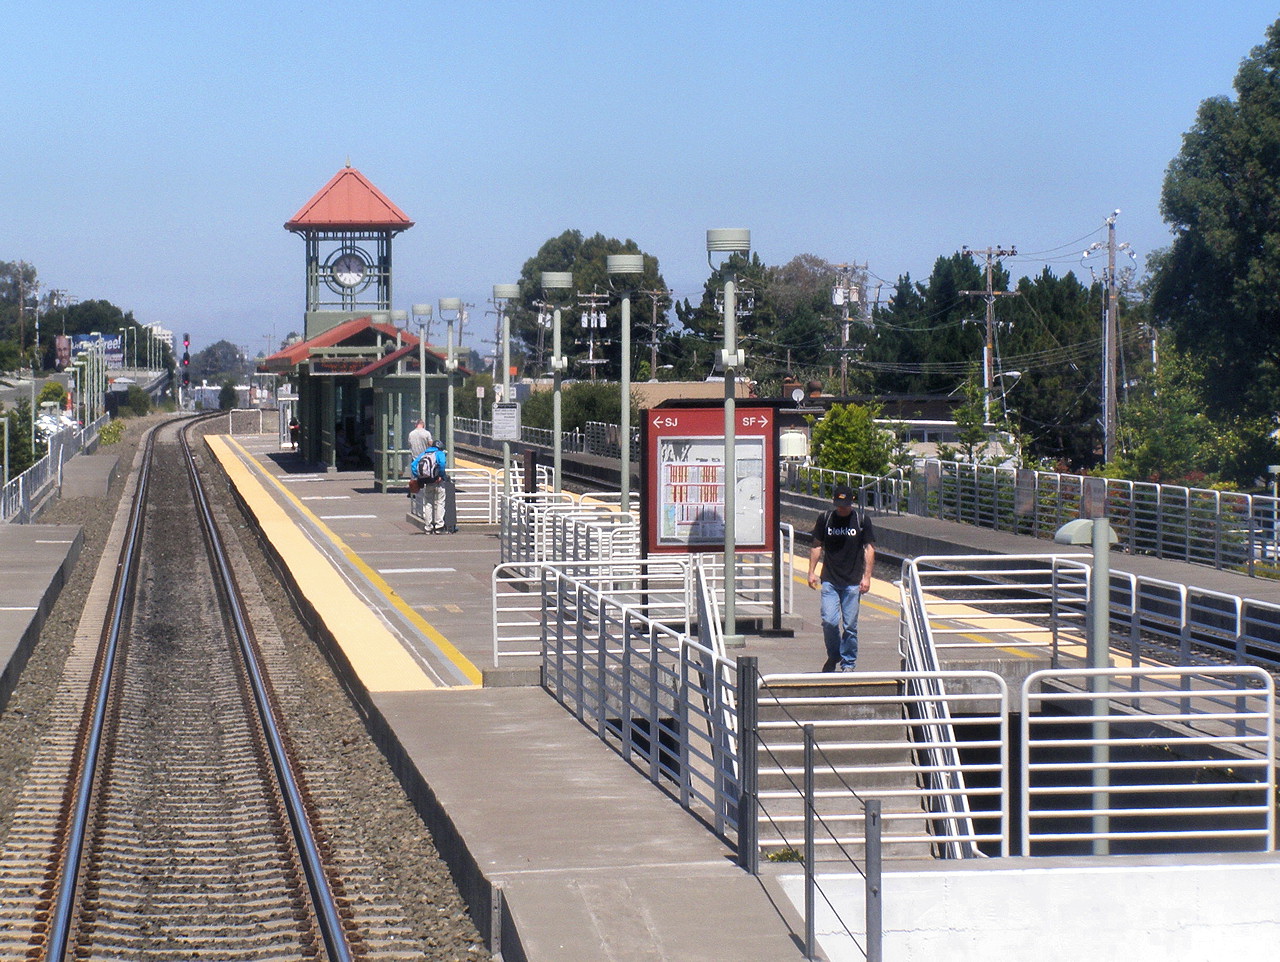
[781,463,911,515]
[898,558,1013,857]
[538,561,743,841]
[497,491,797,617]
[1021,666,1276,855]
[2,415,108,523]
[905,551,1280,675]
[492,557,694,663]
[754,671,1008,861]
[902,553,1093,666]
[919,458,1280,577]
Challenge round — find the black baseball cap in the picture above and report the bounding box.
[832,485,854,504]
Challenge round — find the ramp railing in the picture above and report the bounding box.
[492,557,693,663]
[897,557,1012,857]
[1020,666,1276,855]
[538,561,742,840]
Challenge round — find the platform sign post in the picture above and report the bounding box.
[640,402,781,633]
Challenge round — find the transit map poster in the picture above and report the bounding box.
[640,403,777,556]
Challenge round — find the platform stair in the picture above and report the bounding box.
[754,676,939,862]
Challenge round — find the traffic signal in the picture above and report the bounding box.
[181,333,190,387]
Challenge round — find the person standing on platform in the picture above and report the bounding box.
[410,440,448,533]
[406,419,432,516]
[807,484,876,672]
[407,418,431,459]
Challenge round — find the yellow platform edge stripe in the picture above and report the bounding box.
[206,435,480,691]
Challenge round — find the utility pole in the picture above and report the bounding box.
[832,263,868,395]
[960,246,1019,423]
[638,288,672,379]
[1084,211,1133,464]
[576,290,610,381]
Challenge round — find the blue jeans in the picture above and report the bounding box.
[820,582,863,669]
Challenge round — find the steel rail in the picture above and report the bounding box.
[179,420,354,962]
[42,423,159,962]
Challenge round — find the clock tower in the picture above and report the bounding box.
[285,164,415,338]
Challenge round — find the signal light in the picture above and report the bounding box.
[183,332,190,348]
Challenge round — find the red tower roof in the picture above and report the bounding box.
[285,165,414,232]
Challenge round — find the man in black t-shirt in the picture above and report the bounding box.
[807,484,876,672]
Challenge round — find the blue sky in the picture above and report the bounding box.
[5,1,1278,359]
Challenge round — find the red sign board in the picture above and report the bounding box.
[641,404,777,555]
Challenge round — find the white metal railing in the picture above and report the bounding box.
[755,671,1009,859]
[2,416,108,523]
[903,553,1093,665]
[782,463,911,514]
[406,466,501,526]
[498,490,796,617]
[897,557,1011,857]
[492,557,694,663]
[538,562,742,839]
[1021,666,1276,854]
[919,458,1280,577]
[907,551,1280,674]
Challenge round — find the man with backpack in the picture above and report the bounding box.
[409,439,448,533]
[807,484,876,672]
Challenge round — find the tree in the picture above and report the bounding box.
[520,381,633,435]
[218,380,238,411]
[123,384,150,417]
[1151,18,1280,420]
[509,230,669,381]
[38,380,68,408]
[1114,350,1218,483]
[808,403,894,476]
[192,340,247,384]
[1,400,40,476]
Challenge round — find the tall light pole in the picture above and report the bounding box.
[412,303,432,425]
[707,229,750,646]
[492,284,520,495]
[438,299,463,466]
[606,254,644,513]
[541,272,573,493]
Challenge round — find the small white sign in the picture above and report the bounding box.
[493,401,521,441]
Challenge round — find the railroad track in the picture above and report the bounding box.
[0,416,449,961]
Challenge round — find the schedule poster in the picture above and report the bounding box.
[657,437,765,546]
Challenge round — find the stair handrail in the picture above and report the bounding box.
[898,558,983,858]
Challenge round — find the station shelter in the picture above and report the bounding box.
[264,163,463,490]
[259,316,461,490]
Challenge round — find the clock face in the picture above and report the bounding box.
[331,252,367,288]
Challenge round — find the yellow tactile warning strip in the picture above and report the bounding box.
[206,435,483,691]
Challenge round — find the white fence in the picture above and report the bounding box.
[2,415,109,523]
[1021,666,1276,855]
[918,458,1280,577]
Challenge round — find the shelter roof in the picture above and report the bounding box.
[258,315,451,374]
[284,165,414,232]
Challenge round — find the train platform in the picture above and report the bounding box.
[199,432,1280,961]
[0,525,83,712]
[207,433,869,960]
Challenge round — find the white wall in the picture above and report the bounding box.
[779,856,1280,962]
